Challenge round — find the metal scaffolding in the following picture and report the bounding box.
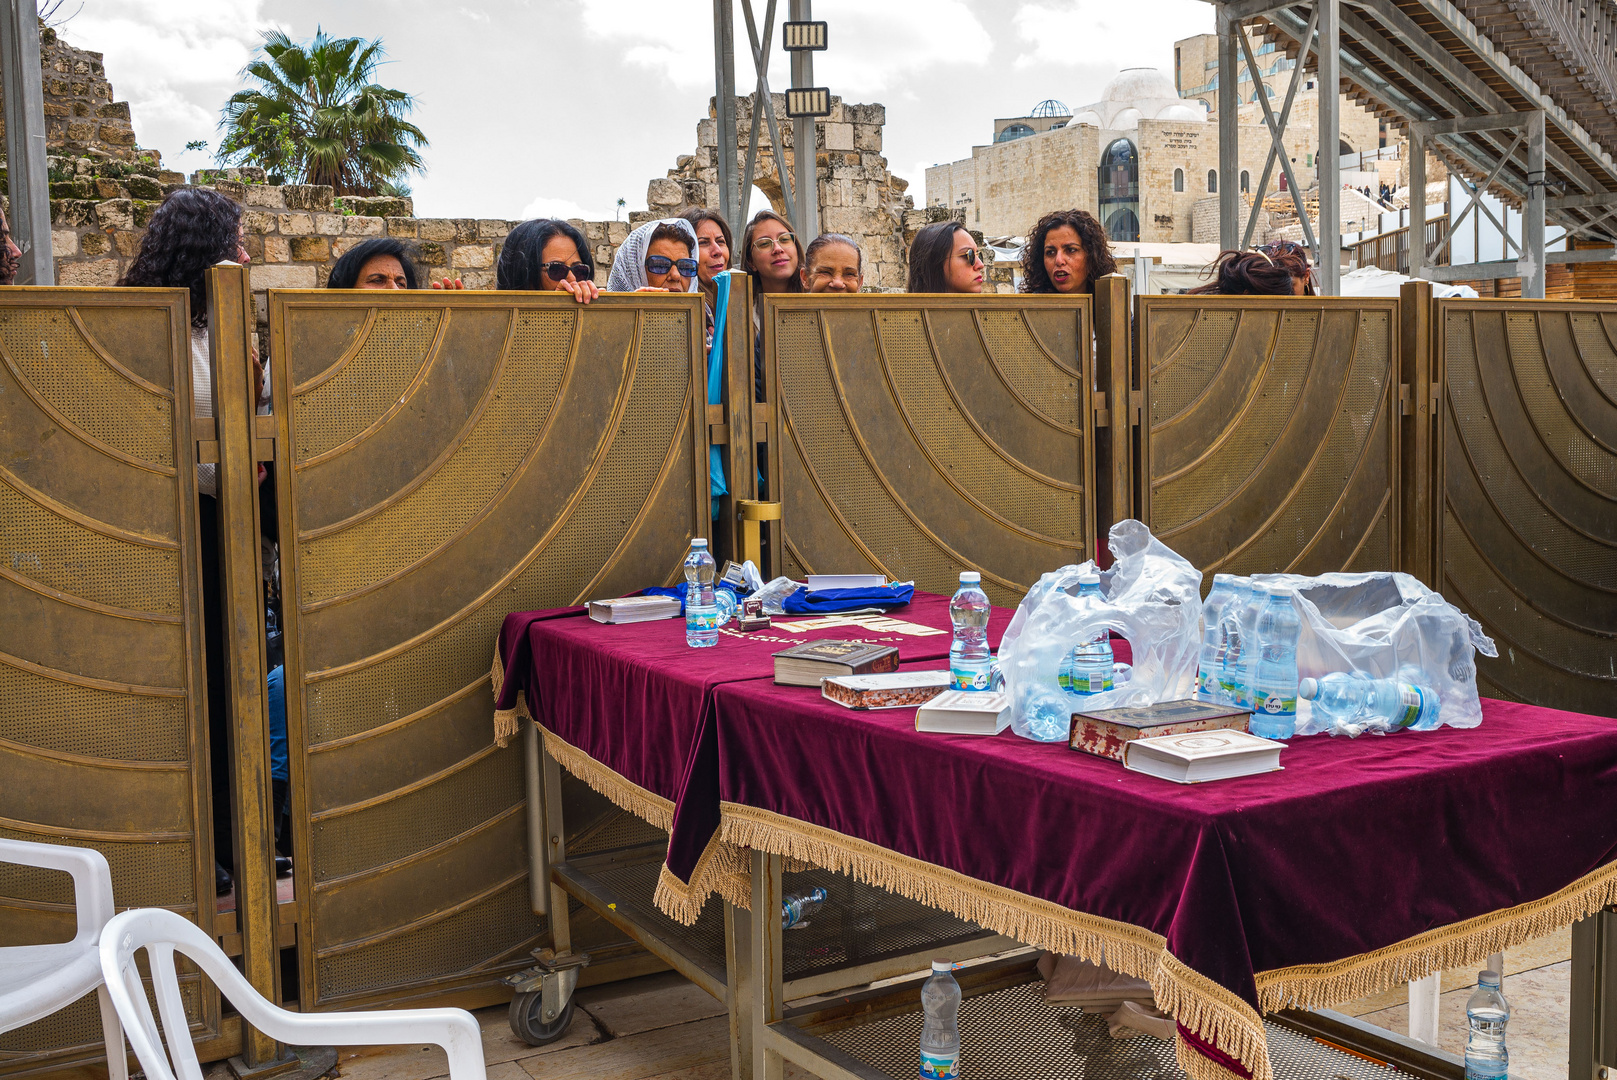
[0,0,54,286]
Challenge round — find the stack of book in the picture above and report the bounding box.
[589,595,681,624]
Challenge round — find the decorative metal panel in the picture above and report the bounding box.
[1138,297,1401,581]
[269,292,708,1009]
[0,290,217,1068]
[1436,302,1617,716]
[761,295,1094,608]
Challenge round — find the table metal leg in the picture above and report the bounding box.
[751,848,785,1080]
[543,746,572,954]
[1571,909,1617,1080]
[727,901,755,1080]
[525,721,549,916]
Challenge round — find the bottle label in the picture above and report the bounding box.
[1075,671,1113,694]
[1391,684,1429,730]
[686,608,721,631]
[1259,692,1296,715]
[951,663,990,691]
[920,1051,959,1079]
[1463,1061,1506,1080]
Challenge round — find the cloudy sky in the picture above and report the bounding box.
[63,0,1214,222]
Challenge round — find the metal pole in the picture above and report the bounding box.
[714,0,742,237]
[788,0,819,241]
[0,0,54,285]
[1217,7,1240,250]
[1523,110,1546,298]
[1317,0,1341,294]
[1409,124,1427,280]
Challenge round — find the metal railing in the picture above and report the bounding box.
[1352,215,1449,273]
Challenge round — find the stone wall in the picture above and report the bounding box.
[0,28,146,163]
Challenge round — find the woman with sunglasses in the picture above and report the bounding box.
[1021,209,1116,295]
[606,217,701,292]
[907,221,984,293]
[496,218,599,302]
[1189,242,1316,295]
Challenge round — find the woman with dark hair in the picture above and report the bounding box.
[1021,209,1116,295]
[606,218,700,293]
[738,209,801,315]
[1189,241,1315,295]
[119,187,281,897]
[327,236,420,290]
[496,218,599,303]
[800,233,864,293]
[907,221,983,293]
[681,208,734,347]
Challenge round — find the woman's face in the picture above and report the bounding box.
[750,218,798,290]
[802,242,863,293]
[355,254,409,289]
[1291,274,1309,296]
[235,222,250,265]
[644,236,694,291]
[537,235,588,292]
[1042,224,1090,294]
[695,219,730,286]
[942,229,984,293]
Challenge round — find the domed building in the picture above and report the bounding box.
[925,44,1384,245]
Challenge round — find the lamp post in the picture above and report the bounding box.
[782,2,828,241]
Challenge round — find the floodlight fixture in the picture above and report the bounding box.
[785,87,832,118]
[782,20,828,50]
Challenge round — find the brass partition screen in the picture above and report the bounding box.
[269,291,708,1009]
[1436,301,1617,716]
[0,289,218,1066]
[1138,297,1401,579]
[761,295,1094,608]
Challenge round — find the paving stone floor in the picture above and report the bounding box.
[298,932,1573,1080]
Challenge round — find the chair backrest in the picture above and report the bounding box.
[99,908,485,1080]
[0,837,114,949]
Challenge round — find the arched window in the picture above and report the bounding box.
[1173,168,1185,192]
[1097,139,1140,242]
[1240,170,1250,193]
[1207,170,1218,193]
[995,123,1036,143]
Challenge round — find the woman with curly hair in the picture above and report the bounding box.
[1188,241,1315,295]
[1020,209,1116,295]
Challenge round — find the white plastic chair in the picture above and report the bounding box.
[99,907,486,1080]
[0,837,128,1080]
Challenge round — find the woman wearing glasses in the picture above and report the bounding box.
[607,217,701,292]
[1189,242,1316,295]
[496,218,600,302]
[907,221,984,293]
[1021,210,1116,295]
[739,209,802,314]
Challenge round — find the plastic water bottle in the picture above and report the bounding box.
[1299,672,1440,735]
[781,886,828,930]
[1219,581,1257,706]
[919,960,961,1080]
[1250,587,1301,739]
[1463,969,1509,1079]
[949,572,991,691]
[1067,572,1114,695]
[1197,575,1240,703]
[683,539,719,648]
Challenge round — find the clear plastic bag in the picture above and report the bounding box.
[999,521,1204,742]
[1252,572,1497,734]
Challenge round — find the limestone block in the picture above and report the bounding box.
[459,270,495,289]
[697,118,717,148]
[415,241,446,266]
[242,210,276,234]
[628,210,657,225]
[340,196,412,218]
[386,217,418,237]
[451,243,494,268]
[279,212,314,234]
[417,218,455,241]
[289,236,329,261]
[93,198,132,231]
[607,220,628,244]
[64,120,94,142]
[114,231,142,257]
[250,264,318,289]
[282,185,335,211]
[93,178,126,200]
[58,257,120,286]
[79,232,108,256]
[826,100,846,124]
[262,236,290,263]
[594,243,614,268]
[583,221,605,242]
[823,123,855,152]
[478,219,510,240]
[51,229,77,258]
[859,152,886,170]
[819,206,868,234]
[97,101,130,120]
[314,214,343,236]
[452,219,479,242]
[243,184,284,208]
[854,124,882,152]
[331,238,362,259]
[647,178,683,207]
[343,216,385,237]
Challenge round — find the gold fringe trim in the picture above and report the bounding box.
[490,646,526,749]
[1254,856,1617,1014]
[1155,952,1271,1080]
[1175,1033,1257,1080]
[654,851,753,924]
[540,729,675,833]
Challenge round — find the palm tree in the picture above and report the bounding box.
[219,28,427,195]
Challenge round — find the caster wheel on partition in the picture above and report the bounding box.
[509,992,576,1045]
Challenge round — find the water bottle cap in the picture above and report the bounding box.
[1478,969,1501,987]
[1298,677,1318,699]
[1250,582,1269,595]
[931,960,955,973]
[690,538,708,548]
[1213,574,1236,585]
[959,571,980,583]
[1078,572,1100,585]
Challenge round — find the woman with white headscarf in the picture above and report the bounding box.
[607,217,701,293]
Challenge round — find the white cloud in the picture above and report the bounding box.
[520,194,630,223]
[1011,0,1210,72]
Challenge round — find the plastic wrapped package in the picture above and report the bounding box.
[999,521,1204,741]
[1251,571,1497,734]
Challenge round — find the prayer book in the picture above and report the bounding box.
[915,690,1011,735]
[1122,729,1284,784]
[822,670,951,710]
[588,595,681,624]
[1069,699,1251,762]
[772,640,900,686]
[806,573,888,591]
